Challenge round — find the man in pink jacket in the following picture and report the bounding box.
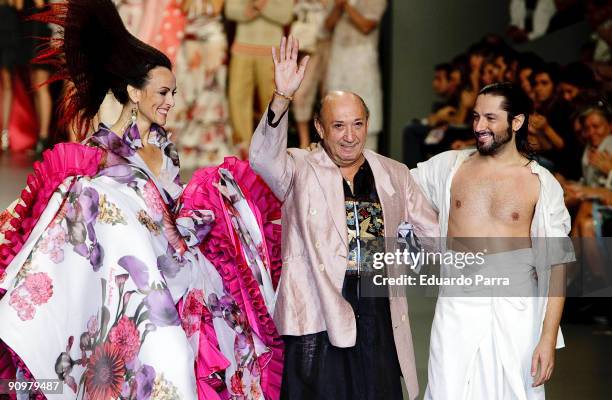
[249,36,439,400]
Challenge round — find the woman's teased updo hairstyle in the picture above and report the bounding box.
[31,0,171,138]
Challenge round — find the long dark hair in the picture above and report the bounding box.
[30,0,172,138]
[479,82,534,158]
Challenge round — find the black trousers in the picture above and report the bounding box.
[280,274,404,400]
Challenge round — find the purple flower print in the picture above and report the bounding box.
[73,243,88,257]
[73,241,104,271]
[99,164,137,184]
[117,256,150,290]
[208,293,241,329]
[62,185,105,270]
[234,332,252,359]
[144,288,180,327]
[156,254,181,279]
[124,123,143,149]
[126,356,142,374]
[135,364,155,400]
[89,242,104,271]
[79,187,100,224]
[115,274,129,291]
[68,220,87,246]
[120,381,132,399]
[93,129,138,158]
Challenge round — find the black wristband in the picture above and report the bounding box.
[267,106,289,128]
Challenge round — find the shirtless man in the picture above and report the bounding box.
[412,82,571,400]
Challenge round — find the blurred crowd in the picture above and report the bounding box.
[403,0,612,242]
[1,0,611,236]
[0,0,55,155]
[0,0,389,167]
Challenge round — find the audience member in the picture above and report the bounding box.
[466,42,488,92]
[559,61,598,103]
[561,105,612,281]
[585,0,612,93]
[529,62,583,179]
[0,0,20,151]
[403,62,476,167]
[225,0,293,151]
[325,0,388,151]
[516,52,544,101]
[22,0,54,155]
[171,0,233,167]
[431,63,459,108]
[291,0,332,148]
[480,55,503,87]
[507,0,556,42]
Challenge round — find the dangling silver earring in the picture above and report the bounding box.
[125,103,143,148]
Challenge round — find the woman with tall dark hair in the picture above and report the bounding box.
[0,1,283,399]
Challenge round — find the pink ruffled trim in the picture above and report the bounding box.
[181,157,283,400]
[0,143,103,400]
[0,340,17,400]
[197,306,231,400]
[177,297,230,400]
[4,343,45,399]
[0,143,103,275]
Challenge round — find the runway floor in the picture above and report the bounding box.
[1,151,611,399]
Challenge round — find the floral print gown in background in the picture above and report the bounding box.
[325,0,387,151]
[103,0,234,168]
[169,0,234,168]
[0,121,280,399]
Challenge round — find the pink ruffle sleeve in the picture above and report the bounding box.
[181,157,284,400]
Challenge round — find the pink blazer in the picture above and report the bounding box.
[249,111,440,400]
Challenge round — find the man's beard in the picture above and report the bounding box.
[475,126,512,155]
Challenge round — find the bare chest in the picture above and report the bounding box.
[449,166,538,229]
